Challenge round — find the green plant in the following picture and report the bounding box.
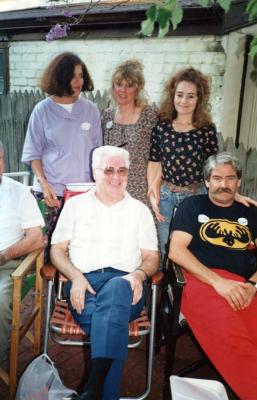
[140,0,257,59]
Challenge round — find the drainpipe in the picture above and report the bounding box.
[235,35,252,148]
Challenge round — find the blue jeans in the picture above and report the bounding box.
[157,184,207,263]
[65,269,145,400]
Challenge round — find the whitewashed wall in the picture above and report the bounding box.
[9,36,226,130]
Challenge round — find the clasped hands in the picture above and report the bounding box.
[70,269,145,314]
[213,276,256,311]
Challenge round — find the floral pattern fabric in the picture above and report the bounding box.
[149,121,218,186]
[102,105,158,204]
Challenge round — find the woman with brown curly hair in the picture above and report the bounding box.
[148,67,256,262]
[102,59,158,204]
[22,52,102,243]
[147,67,218,261]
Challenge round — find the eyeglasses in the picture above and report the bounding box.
[97,167,129,177]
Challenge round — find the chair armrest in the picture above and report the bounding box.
[11,248,44,279]
[41,262,57,281]
[151,271,163,285]
[167,258,186,288]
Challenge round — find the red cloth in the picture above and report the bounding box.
[181,268,257,400]
[64,190,85,202]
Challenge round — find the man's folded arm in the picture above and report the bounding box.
[0,226,44,264]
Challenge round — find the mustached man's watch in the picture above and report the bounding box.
[247,280,257,290]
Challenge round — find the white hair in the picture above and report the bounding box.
[92,145,130,169]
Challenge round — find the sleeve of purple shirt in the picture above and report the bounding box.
[21,101,46,164]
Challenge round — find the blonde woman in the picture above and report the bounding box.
[102,59,158,204]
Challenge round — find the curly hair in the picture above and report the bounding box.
[111,59,148,107]
[159,67,213,128]
[40,52,94,96]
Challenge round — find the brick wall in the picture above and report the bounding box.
[9,35,226,129]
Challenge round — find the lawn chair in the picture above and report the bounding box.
[42,189,162,400]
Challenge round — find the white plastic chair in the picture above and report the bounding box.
[4,171,30,186]
[170,375,229,400]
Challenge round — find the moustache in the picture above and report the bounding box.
[214,188,232,194]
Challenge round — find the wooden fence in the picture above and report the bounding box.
[0,91,256,198]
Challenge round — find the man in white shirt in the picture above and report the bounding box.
[0,141,45,363]
[51,145,159,400]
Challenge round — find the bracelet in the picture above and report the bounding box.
[0,251,7,266]
[136,267,149,281]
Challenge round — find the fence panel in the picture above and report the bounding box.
[0,91,45,172]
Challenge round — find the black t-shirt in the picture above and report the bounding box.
[172,194,257,279]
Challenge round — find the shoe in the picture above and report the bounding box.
[64,391,99,400]
[78,392,100,400]
[63,394,79,400]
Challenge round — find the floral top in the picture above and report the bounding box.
[102,105,158,204]
[149,121,218,186]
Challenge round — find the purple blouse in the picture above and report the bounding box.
[22,97,102,196]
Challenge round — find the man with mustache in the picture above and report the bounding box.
[169,152,257,400]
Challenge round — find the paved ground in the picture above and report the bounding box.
[0,288,238,400]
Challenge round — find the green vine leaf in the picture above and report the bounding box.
[217,0,231,12]
[157,8,172,28]
[146,4,158,21]
[246,0,257,19]
[140,18,155,36]
[198,0,211,7]
[170,3,183,30]
[158,20,170,37]
[249,36,257,58]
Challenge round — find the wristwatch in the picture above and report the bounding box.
[247,280,257,290]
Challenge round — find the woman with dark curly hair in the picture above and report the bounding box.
[147,68,226,261]
[22,52,102,242]
[148,67,256,262]
[102,59,158,204]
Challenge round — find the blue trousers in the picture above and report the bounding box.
[65,269,145,400]
[157,184,206,262]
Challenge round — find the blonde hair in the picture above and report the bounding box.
[111,59,148,107]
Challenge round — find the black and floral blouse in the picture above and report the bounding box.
[149,121,218,186]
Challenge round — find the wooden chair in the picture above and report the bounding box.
[0,248,45,400]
